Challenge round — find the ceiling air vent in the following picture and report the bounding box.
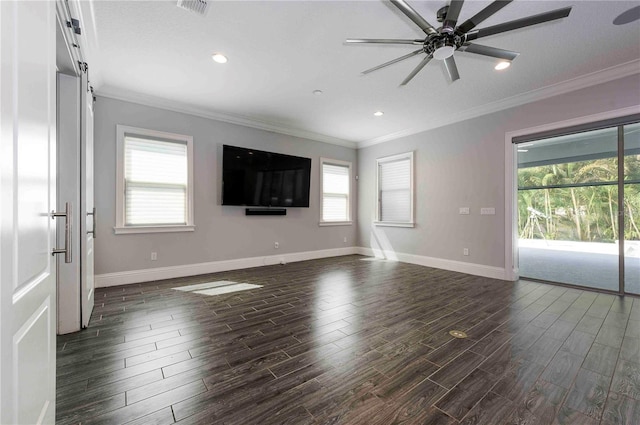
[177,0,209,16]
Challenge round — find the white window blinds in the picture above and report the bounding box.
[124,137,188,225]
[322,162,350,222]
[378,154,413,223]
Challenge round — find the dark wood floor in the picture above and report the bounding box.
[56,255,640,425]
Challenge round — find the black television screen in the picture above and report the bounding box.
[222,145,311,207]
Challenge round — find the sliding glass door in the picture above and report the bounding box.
[515,116,640,294]
[624,123,640,294]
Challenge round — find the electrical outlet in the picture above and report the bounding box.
[343,237,347,243]
[459,207,470,215]
[274,242,279,249]
[463,248,469,256]
[151,252,157,261]
[481,207,496,215]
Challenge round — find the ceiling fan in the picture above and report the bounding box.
[346,0,572,85]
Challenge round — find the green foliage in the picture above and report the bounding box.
[518,156,640,242]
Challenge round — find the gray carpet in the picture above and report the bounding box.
[519,247,640,294]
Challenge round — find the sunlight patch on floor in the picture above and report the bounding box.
[173,280,262,296]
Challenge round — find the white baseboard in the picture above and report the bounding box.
[96,246,509,288]
[356,247,508,281]
[95,247,359,288]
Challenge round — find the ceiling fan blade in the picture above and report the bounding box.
[444,56,460,82]
[457,0,513,34]
[400,54,432,86]
[443,0,465,30]
[460,43,519,60]
[362,49,424,75]
[466,7,572,41]
[346,38,423,45]
[390,0,437,35]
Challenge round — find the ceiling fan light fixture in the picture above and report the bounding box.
[433,45,455,61]
[212,53,228,64]
[495,61,511,70]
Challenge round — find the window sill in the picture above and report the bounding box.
[373,221,415,228]
[114,225,195,234]
[319,221,353,227]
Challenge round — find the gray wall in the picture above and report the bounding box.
[357,74,640,269]
[94,96,357,275]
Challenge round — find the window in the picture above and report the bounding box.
[115,125,194,234]
[376,152,414,227]
[320,158,352,225]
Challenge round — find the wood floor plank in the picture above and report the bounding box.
[563,368,611,420]
[601,392,640,425]
[54,255,636,425]
[611,359,640,400]
[435,368,496,420]
[458,391,515,425]
[84,380,206,425]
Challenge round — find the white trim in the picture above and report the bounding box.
[318,221,352,227]
[503,105,640,282]
[356,247,507,281]
[359,60,640,149]
[319,157,353,224]
[376,151,415,226]
[115,125,194,232]
[98,88,356,149]
[373,221,415,228]
[95,247,359,287]
[113,225,195,234]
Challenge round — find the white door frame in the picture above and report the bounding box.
[503,105,640,282]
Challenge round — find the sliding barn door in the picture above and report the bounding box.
[80,67,95,327]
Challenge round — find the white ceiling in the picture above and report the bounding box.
[77,1,640,147]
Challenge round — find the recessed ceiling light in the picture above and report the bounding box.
[495,61,510,71]
[212,53,228,64]
[313,90,323,95]
[374,111,384,117]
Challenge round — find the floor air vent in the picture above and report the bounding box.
[177,0,209,16]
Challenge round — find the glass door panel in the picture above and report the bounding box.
[517,127,620,291]
[624,123,640,294]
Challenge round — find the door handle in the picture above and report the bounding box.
[51,202,72,263]
[87,207,96,238]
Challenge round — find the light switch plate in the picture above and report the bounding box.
[481,208,496,215]
[459,207,470,215]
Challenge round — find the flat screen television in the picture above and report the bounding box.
[222,145,311,207]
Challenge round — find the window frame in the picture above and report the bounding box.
[115,125,195,234]
[319,157,353,226]
[375,151,415,228]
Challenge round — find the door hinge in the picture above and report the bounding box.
[66,18,81,35]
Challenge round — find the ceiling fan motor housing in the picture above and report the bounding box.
[424,33,463,58]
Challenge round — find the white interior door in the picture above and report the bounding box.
[0,1,57,424]
[80,69,95,327]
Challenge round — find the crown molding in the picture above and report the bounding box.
[357,59,640,149]
[95,87,358,149]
